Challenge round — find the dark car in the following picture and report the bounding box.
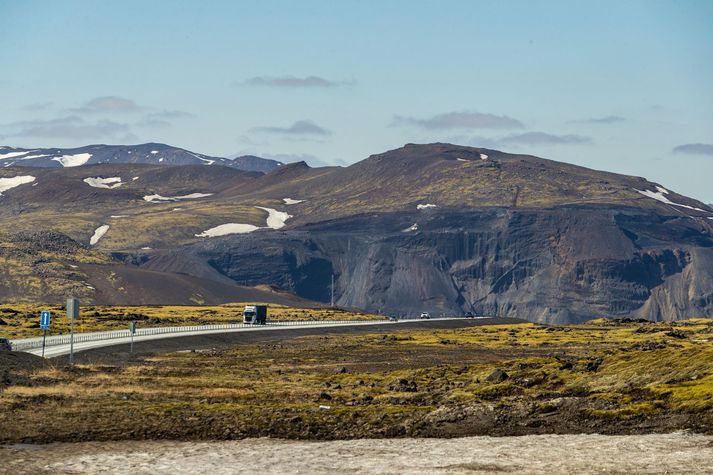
[464,312,475,318]
[0,338,12,351]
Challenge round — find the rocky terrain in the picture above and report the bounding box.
[1,319,711,443]
[1,142,712,322]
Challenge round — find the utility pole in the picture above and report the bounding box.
[66,298,80,365]
[330,274,335,307]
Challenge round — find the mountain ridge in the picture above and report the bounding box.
[0,142,283,173]
[0,142,711,323]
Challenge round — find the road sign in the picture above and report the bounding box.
[40,310,51,329]
[40,310,51,358]
[66,298,80,320]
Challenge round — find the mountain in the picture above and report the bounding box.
[0,231,317,307]
[1,142,712,323]
[0,143,283,173]
[230,154,284,173]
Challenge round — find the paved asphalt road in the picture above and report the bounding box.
[48,317,522,365]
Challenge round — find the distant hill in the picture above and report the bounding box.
[0,142,712,323]
[230,155,284,173]
[0,143,283,173]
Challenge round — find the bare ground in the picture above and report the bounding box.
[2,433,713,474]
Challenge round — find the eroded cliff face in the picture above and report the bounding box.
[136,205,713,323]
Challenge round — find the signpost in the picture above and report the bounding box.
[66,298,80,364]
[40,310,51,358]
[129,321,136,354]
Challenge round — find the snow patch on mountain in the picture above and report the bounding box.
[417,204,437,210]
[89,225,109,245]
[196,205,293,238]
[18,154,50,160]
[635,186,707,212]
[256,206,292,229]
[143,193,213,203]
[196,223,260,237]
[0,151,33,160]
[283,198,305,205]
[403,223,419,232]
[0,175,36,195]
[53,153,92,167]
[83,177,123,189]
[480,153,488,160]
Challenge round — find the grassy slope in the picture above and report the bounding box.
[3,144,710,252]
[0,318,710,442]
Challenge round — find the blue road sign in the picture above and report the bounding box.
[40,310,51,329]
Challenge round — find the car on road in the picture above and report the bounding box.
[0,338,12,351]
[388,316,399,322]
[464,312,475,318]
[420,312,430,319]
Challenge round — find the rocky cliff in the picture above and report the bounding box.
[138,204,713,323]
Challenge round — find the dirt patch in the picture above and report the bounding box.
[0,351,47,388]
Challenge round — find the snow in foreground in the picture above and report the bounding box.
[196,206,292,238]
[52,153,93,167]
[89,225,109,245]
[5,432,711,475]
[0,175,35,195]
[143,193,213,203]
[636,186,707,212]
[84,177,123,189]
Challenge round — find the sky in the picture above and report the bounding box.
[1,0,712,201]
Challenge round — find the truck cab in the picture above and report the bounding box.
[243,305,267,324]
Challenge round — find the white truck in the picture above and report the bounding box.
[243,305,267,324]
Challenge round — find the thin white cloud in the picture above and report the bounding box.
[3,116,136,141]
[673,143,713,156]
[239,75,353,88]
[70,96,142,114]
[498,131,591,146]
[138,110,195,128]
[570,115,625,124]
[392,111,524,130]
[21,102,54,112]
[252,120,331,136]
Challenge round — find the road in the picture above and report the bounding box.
[39,317,520,364]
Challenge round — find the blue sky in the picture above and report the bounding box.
[1,0,712,201]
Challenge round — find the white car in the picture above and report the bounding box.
[420,312,430,319]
